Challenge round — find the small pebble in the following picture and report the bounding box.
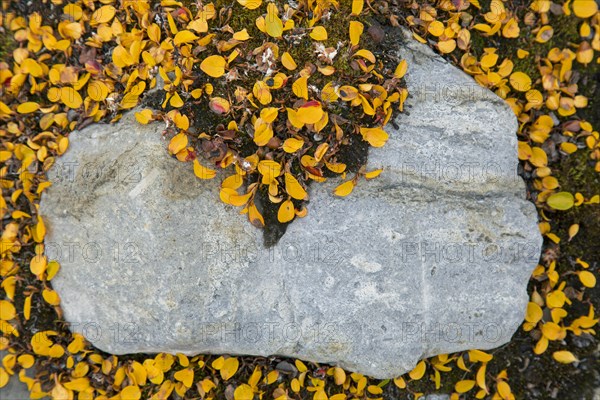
[276,360,298,375]
[368,24,386,44]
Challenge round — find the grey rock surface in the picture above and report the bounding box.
[40,30,541,379]
[423,395,451,400]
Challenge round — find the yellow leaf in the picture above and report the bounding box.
[285,173,307,200]
[278,199,295,223]
[572,0,598,18]
[393,377,406,389]
[222,174,244,190]
[0,300,16,321]
[367,385,382,395]
[394,60,408,79]
[253,81,272,105]
[293,77,309,100]
[365,169,383,179]
[297,102,324,124]
[326,161,346,174]
[258,160,281,184]
[88,81,109,102]
[23,295,31,320]
[64,377,90,391]
[282,138,304,153]
[535,25,553,43]
[113,45,134,68]
[32,215,46,241]
[552,350,579,364]
[238,0,262,10]
[265,3,283,38]
[220,189,252,207]
[1,277,16,301]
[473,23,492,33]
[333,367,346,385]
[249,368,264,387]
[468,349,493,362]
[233,29,250,40]
[0,101,13,116]
[51,381,73,399]
[428,21,444,36]
[234,384,254,400]
[17,354,34,369]
[497,381,511,399]
[542,321,563,340]
[21,58,43,77]
[578,270,596,287]
[546,232,560,244]
[220,357,239,381]
[351,0,364,15]
[42,289,60,306]
[334,180,355,197]
[318,66,335,75]
[200,55,227,78]
[91,5,116,25]
[282,109,301,131]
[338,85,358,101]
[174,30,199,45]
[209,97,230,114]
[174,368,194,387]
[547,192,574,210]
[17,102,40,114]
[168,133,188,155]
[148,23,161,42]
[248,202,264,227]
[534,336,549,354]
[354,49,375,63]
[314,143,329,161]
[476,364,487,392]
[61,21,83,39]
[455,380,476,393]
[254,122,274,146]
[530,147,547,167]
[525,302,543,323]
[480,53,499,69]
[121,385,142,399]
[281,52,297,70]
[295,360,307,373]
[408,360,426,380]
[360,127,388,147]
[30,255,47,277]
[193,160,217,180]
[568,223,579,241]
[509,71,532,92]
[170,92,184,108]
[502,18,520,38]
[310,26,328,41]
[60,87,83,109]
[135,109,153,124]
[349,21,364,46]
[260,107,279,123]
[438,39,457,54]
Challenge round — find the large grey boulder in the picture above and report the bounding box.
[40,31,541,379]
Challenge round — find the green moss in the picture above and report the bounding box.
[552,150,600,260]
[0,30,16,60]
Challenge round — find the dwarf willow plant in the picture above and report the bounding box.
[135,0,408,228]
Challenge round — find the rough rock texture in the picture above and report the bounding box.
[40,31,541,379]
